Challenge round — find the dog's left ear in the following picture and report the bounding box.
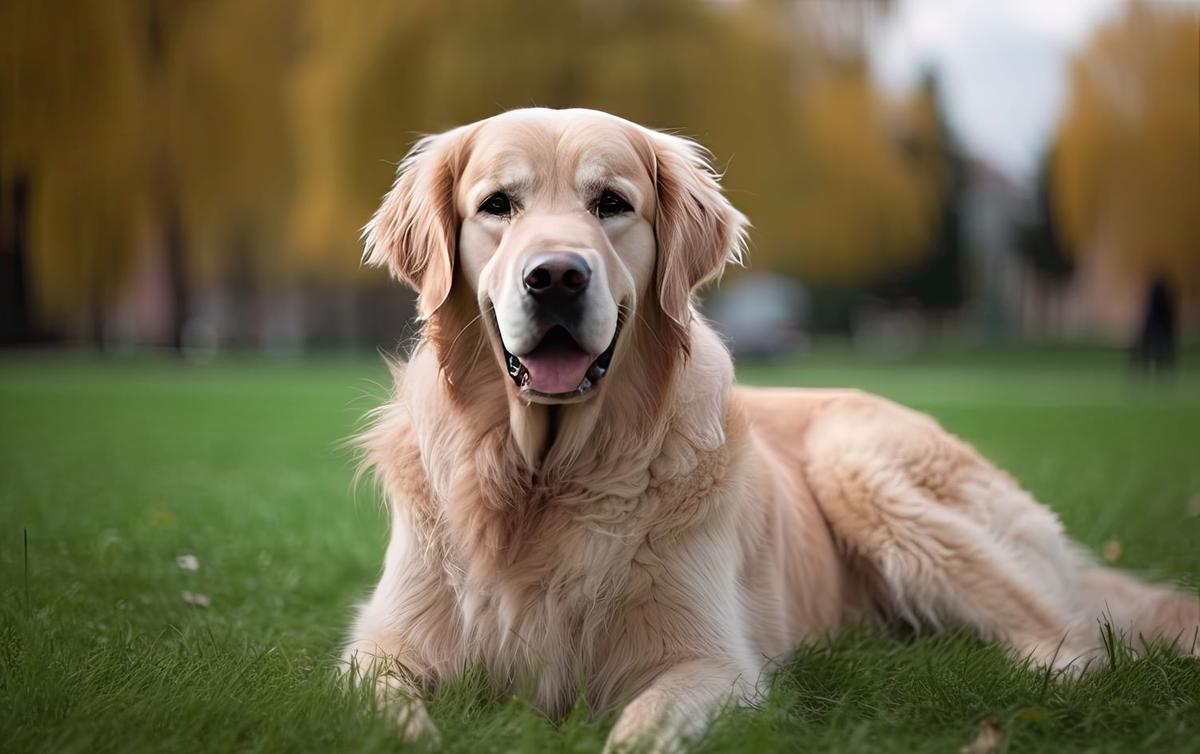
[362,126,474,318]
[650,131,749,333]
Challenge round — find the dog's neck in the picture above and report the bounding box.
[403,312,733,493]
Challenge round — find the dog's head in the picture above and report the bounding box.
[365,108,747,408]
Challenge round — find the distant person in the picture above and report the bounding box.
[1132,275,1176,374]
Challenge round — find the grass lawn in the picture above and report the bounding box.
[2,348,1198,753]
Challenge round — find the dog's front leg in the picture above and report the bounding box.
[342,642,439,742]
[374,670,438,742]
[604,657,751,754]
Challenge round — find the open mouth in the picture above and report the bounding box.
[504,324,619,399]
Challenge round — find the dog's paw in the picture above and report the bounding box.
[603,729,680,754]
[1014,638,1102,677]
[394,699,440,743]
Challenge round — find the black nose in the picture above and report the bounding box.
[522,252,591,301]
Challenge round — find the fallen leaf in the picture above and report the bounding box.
[97,529,122,551]
[151,507,176,527]
[1014,706,1050,728]
[960,717,1003,754]
[176,554,200,571]
[181,591,211,608]
[1102,539,1122,563]
[1186,493,1200,518]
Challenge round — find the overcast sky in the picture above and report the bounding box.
[868,0,1130,183]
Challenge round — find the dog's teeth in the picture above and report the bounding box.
[587,364,606,382]
[579,378,592,392]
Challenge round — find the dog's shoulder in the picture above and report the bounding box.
[355,357,444,525]
[730,385,873,444]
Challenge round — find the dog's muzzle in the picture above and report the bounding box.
[504,324,618,399]
[492,252,615,399]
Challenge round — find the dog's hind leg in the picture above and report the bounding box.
[802,395,1100,671]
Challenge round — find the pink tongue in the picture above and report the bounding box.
[521,349,593,394]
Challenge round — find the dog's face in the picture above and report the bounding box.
[457,110,655,402]
[365,108,747,406]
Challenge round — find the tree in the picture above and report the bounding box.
[1,0,149,343]
[1,0,298,347]
[1020,150,1074,286]
[874,71,967,312]
[160,0,296,346]
[1052,3,1199,292]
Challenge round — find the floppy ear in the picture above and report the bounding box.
[651,132,749,332]
[362,127,472,318]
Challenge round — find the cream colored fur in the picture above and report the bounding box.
[346,108,1200,752]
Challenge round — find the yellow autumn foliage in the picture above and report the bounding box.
[1053,3,1199,291]
[3,0,962,322]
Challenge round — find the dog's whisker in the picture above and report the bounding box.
[444,311,485,356]
[630,307,669,353]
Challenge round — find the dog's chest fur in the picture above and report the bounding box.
[398,417,737,714]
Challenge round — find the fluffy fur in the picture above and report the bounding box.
[345,108,1199,752]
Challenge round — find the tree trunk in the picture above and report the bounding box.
[163,194,189,352]
[1,173,38,345]
[90,283,106,351]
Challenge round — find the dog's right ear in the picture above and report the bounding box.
[362,127,473,318]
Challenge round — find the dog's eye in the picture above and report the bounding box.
[594,190,632,219]
[479,192,513,218]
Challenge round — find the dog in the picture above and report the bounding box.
[344,108,1199,751]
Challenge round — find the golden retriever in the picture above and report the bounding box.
[345,108,1199,751]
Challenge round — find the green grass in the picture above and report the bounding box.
[2,349,1198,753]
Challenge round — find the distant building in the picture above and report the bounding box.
[961,155,1198,344]
[960,155,1034,341]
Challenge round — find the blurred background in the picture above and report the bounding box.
[1,0,1197,363]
